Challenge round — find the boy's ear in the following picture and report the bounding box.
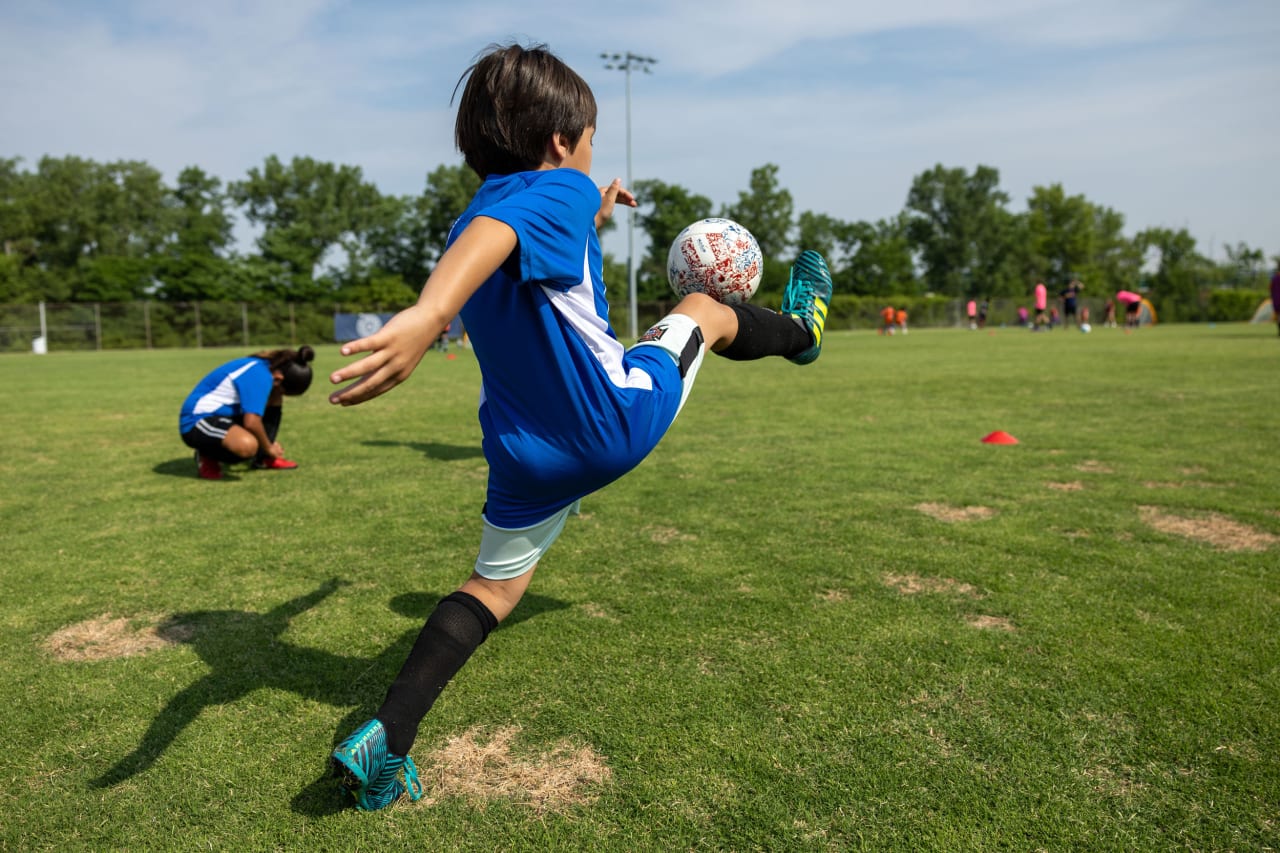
[545,132,571,167]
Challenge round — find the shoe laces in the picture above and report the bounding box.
[785,252,829,315]
[402,756,424,801]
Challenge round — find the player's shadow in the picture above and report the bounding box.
[362,439,485,461]
[152,457,245,480]
[88,578,568,799]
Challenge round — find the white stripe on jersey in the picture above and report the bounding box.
[191,362,255,416]
[539,246,654,392]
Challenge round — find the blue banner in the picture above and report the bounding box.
[334,313,466,342]
[333,313,395,342]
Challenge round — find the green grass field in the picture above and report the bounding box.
[1,322,1277,851]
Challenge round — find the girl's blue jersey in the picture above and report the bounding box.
[179,357,273,433]
[456,168,683,528]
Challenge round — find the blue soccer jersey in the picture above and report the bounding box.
[455,168,686,528]
[179,357,273,434]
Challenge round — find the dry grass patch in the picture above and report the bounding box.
[645,525,697,545]
[965,614,1016,632]
[884,573,983,599]
[418,725,612,813]
[1047,481,1084,492]
[1142,480,1222,490]
[580,602,618,622]
[1075,460,1113,474]
[1138,505,1279,552]
[914,502,995,523]
[1079,764,1147,799]
[44,614,194,662]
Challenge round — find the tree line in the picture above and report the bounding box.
[1,155,1273,319]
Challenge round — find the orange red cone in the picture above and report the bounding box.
[981,430,1019,445]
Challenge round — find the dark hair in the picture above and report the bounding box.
[453,42,597,178]
[254,345,315,396]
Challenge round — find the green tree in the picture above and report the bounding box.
[722,164,796,293]
[1024,184,1095,286]
[1087,205,1142,296]
[1220,242,1267,289]
[795,211,849,266]
[841,215,919,296]
[1136,226,1204,319]
[1021,184,1141,299]
[418,163,482,267]
[18,157,170,301]
[905,164,1019,297]
[231,156,384,300]
[155,166,237,301]
[0,158,37,302]
[363,163,481,298]
[796,211,918,296]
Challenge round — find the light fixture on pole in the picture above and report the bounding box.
[601,51,656,340]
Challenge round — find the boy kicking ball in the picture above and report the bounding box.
[326,41,833,811]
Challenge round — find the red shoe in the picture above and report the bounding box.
[254,457,298,470]
[196,454,223,480]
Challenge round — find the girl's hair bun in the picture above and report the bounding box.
[282,345,315,396]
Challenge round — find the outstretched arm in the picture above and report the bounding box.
[329,216,517,406]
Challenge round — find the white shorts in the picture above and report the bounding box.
[475,499,581,580]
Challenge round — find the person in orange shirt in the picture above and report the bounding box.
[895,308,909,336]
[880,305,896,335]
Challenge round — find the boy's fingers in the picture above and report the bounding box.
[329,356,412,406]
[329,375,378,406]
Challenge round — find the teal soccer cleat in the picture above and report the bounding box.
[781,250,833,365]
[330,719,424,811]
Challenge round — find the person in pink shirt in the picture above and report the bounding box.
[1117,290,1142,329]
[1033,282,1049,330]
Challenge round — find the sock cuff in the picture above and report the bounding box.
[441,590,498,639]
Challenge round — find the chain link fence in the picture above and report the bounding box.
[0,302,365,353]
[1,296,1134,354]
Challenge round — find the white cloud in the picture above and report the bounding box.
[2,0,1276,261]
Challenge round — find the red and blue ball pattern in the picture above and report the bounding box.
[667,218,763,305]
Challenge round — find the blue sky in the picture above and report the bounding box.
[4,0,1278,267]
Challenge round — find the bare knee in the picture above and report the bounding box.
[460,568,536,623]
[223,427,258,460]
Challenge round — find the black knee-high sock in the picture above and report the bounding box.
[376,591,498,756]
[716,303,812,361]
[262,405,282,443]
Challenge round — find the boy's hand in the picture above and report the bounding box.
[596,178,636,229]
[328,306,437,406]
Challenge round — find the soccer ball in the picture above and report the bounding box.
[667,218,763,304]
[1080,323,1092,334]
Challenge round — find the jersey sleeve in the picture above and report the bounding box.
[234,361,273,416]
[482,170,598,290]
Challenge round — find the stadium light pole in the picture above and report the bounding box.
[601,51,656,340]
